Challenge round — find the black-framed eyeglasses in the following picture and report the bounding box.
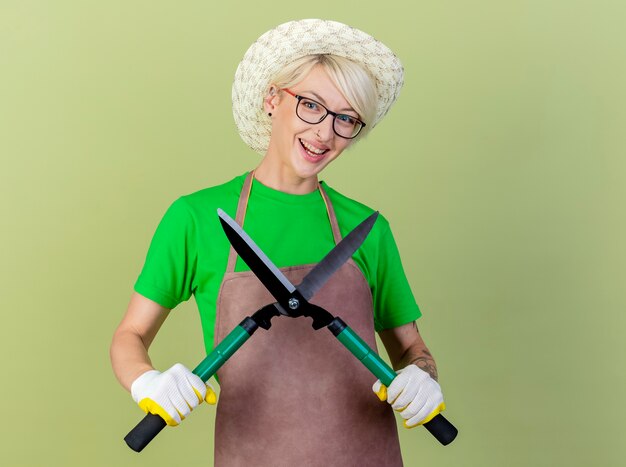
[282,88,366,139]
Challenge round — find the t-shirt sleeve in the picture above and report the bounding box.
[133,197,197,309]
[373,222,422,331]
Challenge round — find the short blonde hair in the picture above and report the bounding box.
[269,54,378,139]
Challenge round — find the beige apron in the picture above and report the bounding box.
[213,172,402,467]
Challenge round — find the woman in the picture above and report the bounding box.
[111,19,446,466]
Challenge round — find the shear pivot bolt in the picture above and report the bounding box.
[288,298,300,309]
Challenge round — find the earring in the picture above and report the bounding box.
[268,112,272,117]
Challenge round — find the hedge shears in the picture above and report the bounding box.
[124,209,457,451]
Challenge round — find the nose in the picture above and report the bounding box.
[316,114,335,141]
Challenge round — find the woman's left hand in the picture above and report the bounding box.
[372,364,445,428]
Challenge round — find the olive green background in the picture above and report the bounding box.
[1,1,624,465]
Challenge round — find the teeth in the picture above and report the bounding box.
[301,139,327,155]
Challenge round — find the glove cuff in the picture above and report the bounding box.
[130,369,160,403]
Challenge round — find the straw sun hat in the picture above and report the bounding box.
[232,19,404,154]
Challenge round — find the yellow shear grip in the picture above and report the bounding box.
[403,402,446,429]
[197,386,217,405]
[375,384,388,401]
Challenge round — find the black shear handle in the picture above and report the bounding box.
[124,413,166,452]
[424,414,457,446]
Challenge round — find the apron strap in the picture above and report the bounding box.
[226,171,254,273]
[318,183,342,245]
[226,171,342,274]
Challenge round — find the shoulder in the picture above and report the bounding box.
[181,173,247,206]
[169,173,248,217]
[151,173,247,236]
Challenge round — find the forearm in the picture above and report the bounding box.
[110,328,155,392]
[381,322,439,381]
[111,292,170,391]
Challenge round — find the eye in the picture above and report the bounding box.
[301,99,320,111]
[336,114,357,125]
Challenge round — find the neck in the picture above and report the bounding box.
[254,156,319,195]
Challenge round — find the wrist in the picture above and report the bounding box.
[407,358,438,381]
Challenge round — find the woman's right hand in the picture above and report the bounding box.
[131,363,217,426]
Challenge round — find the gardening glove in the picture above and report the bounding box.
[131,363,217,426]
[372,364,445,428]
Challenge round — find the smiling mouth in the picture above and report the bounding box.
[299,138,329,158]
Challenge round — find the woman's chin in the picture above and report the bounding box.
[292,157,329,179]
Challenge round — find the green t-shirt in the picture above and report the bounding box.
[134,173,421,353]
